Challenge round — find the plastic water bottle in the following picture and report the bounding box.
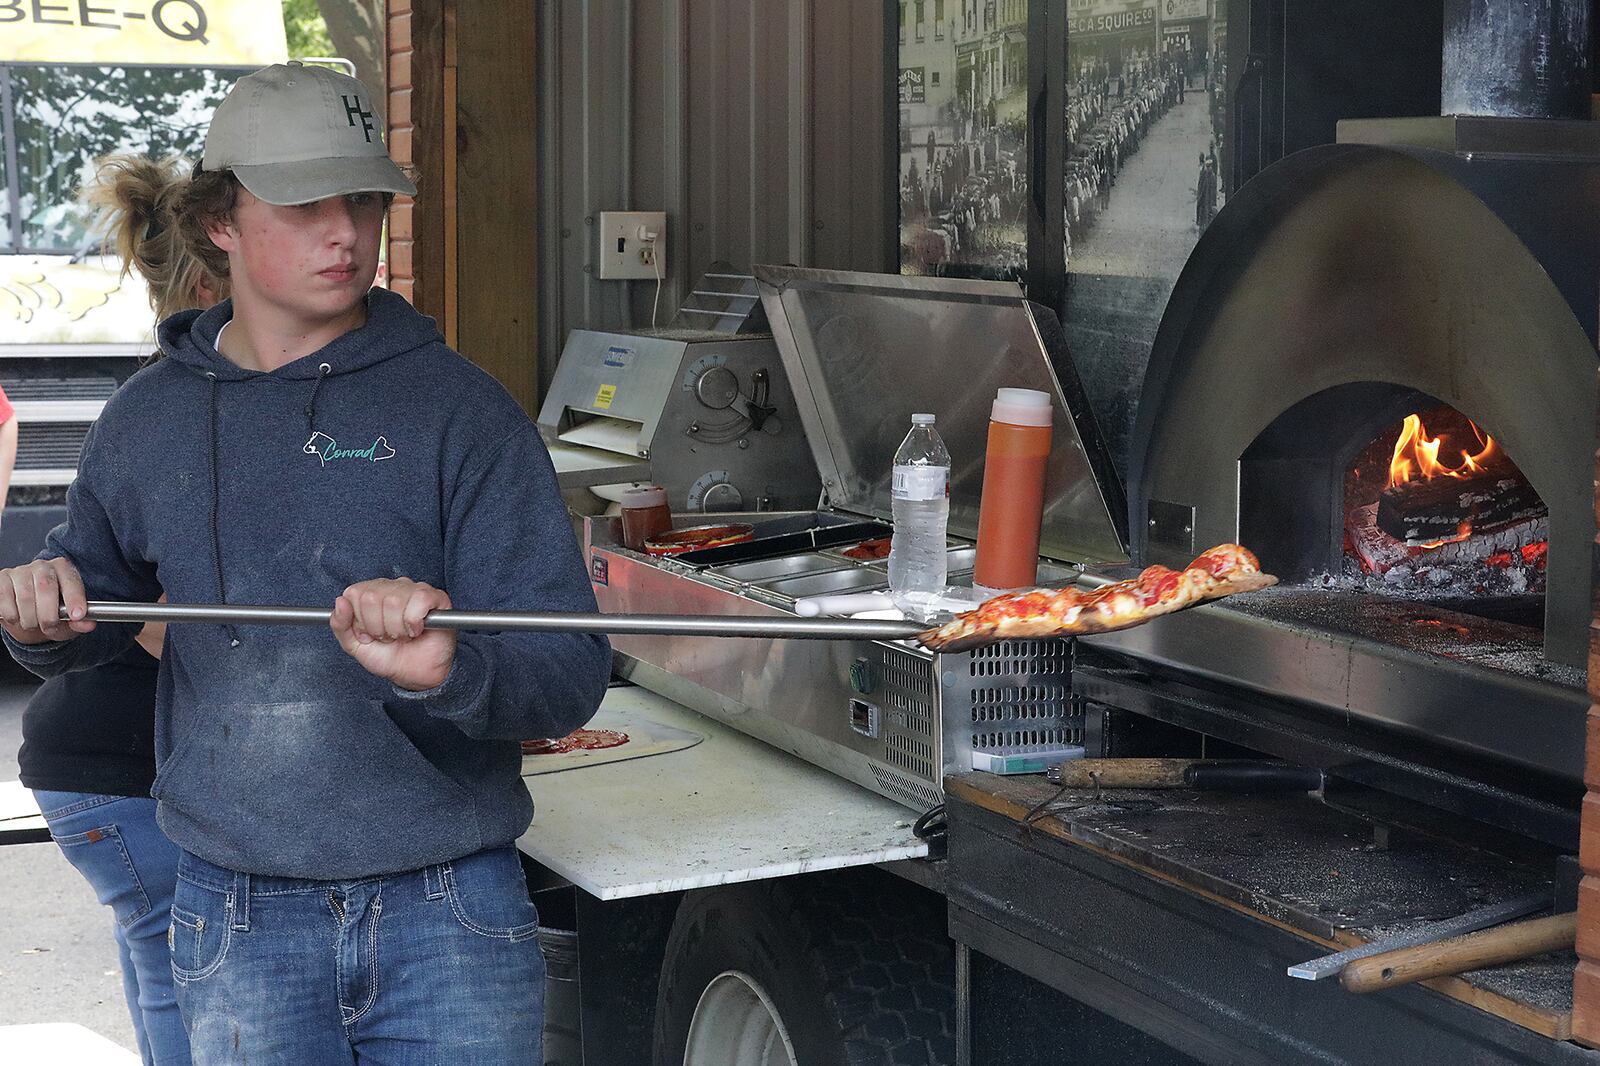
[889,414,951,616]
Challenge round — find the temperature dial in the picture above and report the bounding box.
[681,353,729,392]
[687,470,742,512]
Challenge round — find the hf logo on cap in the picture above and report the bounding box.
[342,95,376,143]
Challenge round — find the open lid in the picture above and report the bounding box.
[755,266,1128,567]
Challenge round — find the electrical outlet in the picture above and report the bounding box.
[597,211,666,280]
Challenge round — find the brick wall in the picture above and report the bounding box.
[1577,417,1600,1043]
[386,0,416,304]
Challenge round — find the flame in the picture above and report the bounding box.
[1386,414,1498,490]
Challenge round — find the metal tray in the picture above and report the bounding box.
[708,553,855,584]
[752,568,890,604]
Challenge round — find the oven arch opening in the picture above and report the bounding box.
[1240,384,1547,630]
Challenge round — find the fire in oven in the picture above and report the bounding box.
[1343,406,1546,616]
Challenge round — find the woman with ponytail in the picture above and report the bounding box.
[16,155,224,1066]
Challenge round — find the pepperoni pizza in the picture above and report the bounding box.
[917,544,1276,652]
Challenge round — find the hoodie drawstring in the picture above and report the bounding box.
[206,372,242,648]
[305,362,331,433]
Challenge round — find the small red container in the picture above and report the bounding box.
[620,485,674,552]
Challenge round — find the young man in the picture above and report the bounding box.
[0,63,609,1065]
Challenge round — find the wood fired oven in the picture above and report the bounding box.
[1080,117,1600,849]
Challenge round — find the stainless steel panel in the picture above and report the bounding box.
[537,331,821,513]
[1086,590,1587,783]
[755,266,1128,567]
[588,516,1084,811]
[946,546,977,572]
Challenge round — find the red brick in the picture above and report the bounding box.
[388,240,413,280]
[390,277,414,303]
[388,202,413,241]
[388,12,411,52]
[1576,960,1600,1046]
[388,127,413,167]
[388,87,412,128]
[389,51,412,92]
[1579,878,1600,958]
[1589,711,1600,790]
[1585,813,1600,883]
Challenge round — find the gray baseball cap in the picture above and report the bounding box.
[202,62,417,205]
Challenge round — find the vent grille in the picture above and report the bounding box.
[0,375,117,401]
[870,764,941,809]
[884,732,934,781]
[16,422,90,470]
[968,638,1073,676]
[964,639,1082,754]
[875,643,935,739]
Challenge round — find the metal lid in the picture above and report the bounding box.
[754,266,1128,566]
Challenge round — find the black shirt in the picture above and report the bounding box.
[18,645,160,797]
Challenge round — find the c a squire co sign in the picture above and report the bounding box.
[1,0,287,67]
[1069,0,1158,39]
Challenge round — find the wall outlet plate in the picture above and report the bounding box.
[598,211,667,280]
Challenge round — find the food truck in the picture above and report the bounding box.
[0,1,285,563]
[4,2,1598,1063]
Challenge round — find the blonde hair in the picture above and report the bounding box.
[80,155,227,324]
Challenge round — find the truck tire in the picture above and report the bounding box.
[652,869,956,1066]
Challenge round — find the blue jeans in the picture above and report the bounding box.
[33,790,191,1066]
[171,845,546,1065]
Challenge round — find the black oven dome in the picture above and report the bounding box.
[1128,136,1600,667]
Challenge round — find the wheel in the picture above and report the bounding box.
[653,869,956,1066]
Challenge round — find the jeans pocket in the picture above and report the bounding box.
[52,824,151,928]
[443,846,541,942]
[169,883,233,983]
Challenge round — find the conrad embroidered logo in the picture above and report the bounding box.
[304,431,394,465]
[341,94,376,143]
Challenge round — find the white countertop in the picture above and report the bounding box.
[517,685,930,900]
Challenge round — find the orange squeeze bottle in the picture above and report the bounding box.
[973,388,1053,592]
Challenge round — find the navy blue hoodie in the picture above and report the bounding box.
[5,288,610,878]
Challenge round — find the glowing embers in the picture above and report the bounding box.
[1343,406,1547,597]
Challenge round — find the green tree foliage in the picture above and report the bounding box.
[283,0,335,59]
[4,66,238,252]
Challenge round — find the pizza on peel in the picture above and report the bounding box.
[917,544,1277,653]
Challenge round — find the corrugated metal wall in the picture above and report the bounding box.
[536,0,891,390]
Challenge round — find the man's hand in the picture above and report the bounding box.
[0,557,95,645]
[330,579,457,691]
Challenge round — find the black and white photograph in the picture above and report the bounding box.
[898,0,1030,280]
[1062,0,1228,475]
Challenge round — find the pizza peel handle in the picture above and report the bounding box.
[63,602,931,642]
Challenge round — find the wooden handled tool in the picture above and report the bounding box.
[1339,912,1575,993]
[1048,758,1324,792]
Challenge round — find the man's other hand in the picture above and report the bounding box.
[330,578,457,691]
[0,557,94,645]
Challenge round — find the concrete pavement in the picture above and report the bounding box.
[0,674,139,1054]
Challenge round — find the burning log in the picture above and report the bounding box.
[1376,474,1545,545]
[1345,502,1547,575]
